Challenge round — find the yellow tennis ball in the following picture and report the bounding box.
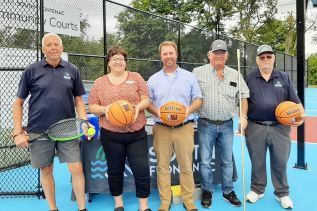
[87,127,96,137]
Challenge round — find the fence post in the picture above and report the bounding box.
[177,22,182,66]
[103,0,107,75]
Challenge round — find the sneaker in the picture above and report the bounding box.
[275,195,293,209]
[246,191,264,203]
[183,203,198,211]
[201,190,212,208]
[223,191,242,207]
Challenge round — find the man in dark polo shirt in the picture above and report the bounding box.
[245,44,304,209]
[12,33,88,211]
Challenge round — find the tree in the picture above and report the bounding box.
[230,0,278,42]
[132,0,194,23]
[194,0,234,34]
[132,0,235,35]
[255,13,296,55]
[308,54,317,85]
[115,9,180,79]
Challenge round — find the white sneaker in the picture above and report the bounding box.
[246,191,264,203]
[275,195,293,209]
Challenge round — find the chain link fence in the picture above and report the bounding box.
[0,0,305,198]
[0,0,42,197]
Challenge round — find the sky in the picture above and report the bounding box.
[109,0,317,56]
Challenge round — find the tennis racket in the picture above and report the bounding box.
[0,118,94,149]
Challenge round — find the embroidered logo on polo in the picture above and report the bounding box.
[275,81,283,87]
[64,72,71,80]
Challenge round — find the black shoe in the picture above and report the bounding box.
[114,207,124,211]
[223,191,242,207]
[183,203,198,211]
[201,190,212,208]
[79,209,87,211]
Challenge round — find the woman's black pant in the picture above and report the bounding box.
[100,127,150,198]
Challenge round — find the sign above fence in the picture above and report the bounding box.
[44,0,81,37]
[0,0,81,37]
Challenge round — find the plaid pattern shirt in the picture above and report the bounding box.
[193,64,249,121]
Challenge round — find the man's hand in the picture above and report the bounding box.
[81,122,95,141]
[13,131,29,148]
[238,116,248,135]
[185,107,191,118]
[291,115,305,127]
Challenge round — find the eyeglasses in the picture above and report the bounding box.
[259,55,273,60]
[110,57,125,62]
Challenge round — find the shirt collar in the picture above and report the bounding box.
[255,68,279,80]
[210,64,228,77]
[41,58,66,68]
[161,65,181,75]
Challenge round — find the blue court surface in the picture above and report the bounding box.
[1,88,317,211]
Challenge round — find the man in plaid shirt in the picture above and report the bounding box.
[193,39,249,209]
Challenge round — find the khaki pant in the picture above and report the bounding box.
[153,123,195,206]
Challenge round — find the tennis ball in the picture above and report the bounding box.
[87,127,96,137]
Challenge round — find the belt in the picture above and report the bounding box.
[156,120,194,128]
[250,120,279,126]
[201,118,232,125]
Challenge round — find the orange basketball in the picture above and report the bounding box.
[160,101,186,126]
[275,101,303,126]
[107,100,135,127]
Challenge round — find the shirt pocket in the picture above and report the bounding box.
[225,87,237,98]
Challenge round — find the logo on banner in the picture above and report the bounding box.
[90,146,107,179]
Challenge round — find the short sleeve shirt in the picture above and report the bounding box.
[88,71,148,133]
[17,59,85,133]
[193,64,250,121]
[147,67,202,123]
[245,69,301,121]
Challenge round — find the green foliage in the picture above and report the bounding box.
[255,15,296,55]
[132,0,194,23]
[180,28,212,63]
[230,0,278,41]
[115,10,179,77]
[308,54,317,85]
[195,0,234,33]
[0,28,38,49]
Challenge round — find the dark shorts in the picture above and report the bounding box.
[29,137,81,168]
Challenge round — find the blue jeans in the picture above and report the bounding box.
[198,118,234,194]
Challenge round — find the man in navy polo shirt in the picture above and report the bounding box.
[12,33,88,211]
[245,44,304,209]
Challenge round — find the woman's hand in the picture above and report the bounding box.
[132,104,140,123]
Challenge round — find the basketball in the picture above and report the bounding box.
[275,101,303,126]
[107,100,135,127]
[160,101,186,126]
